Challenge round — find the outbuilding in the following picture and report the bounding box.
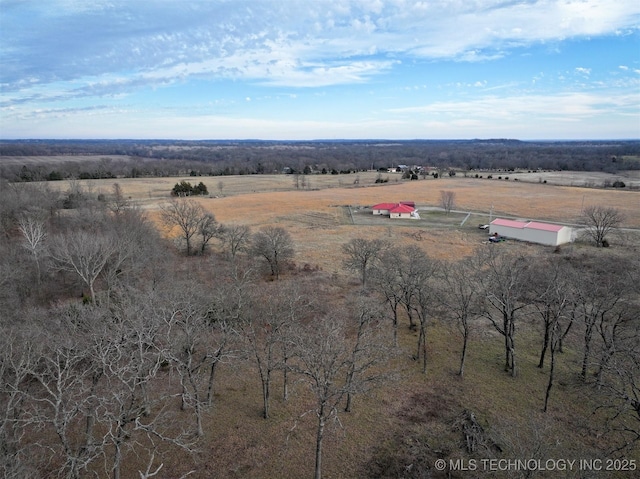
[489,219,573,246]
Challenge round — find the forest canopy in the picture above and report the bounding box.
[1,139,639,182]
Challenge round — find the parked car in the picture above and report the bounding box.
[478,224,489,229]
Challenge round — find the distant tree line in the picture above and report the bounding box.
[1,139,639,183]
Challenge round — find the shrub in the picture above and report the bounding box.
[171,180,208,196]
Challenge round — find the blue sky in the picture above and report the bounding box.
[1,0,639,140]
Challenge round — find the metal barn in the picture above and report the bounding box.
[489,219,573,246]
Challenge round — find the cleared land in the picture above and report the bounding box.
[41,172,640,268]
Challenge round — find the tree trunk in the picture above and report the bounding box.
[89,282,96,304]
[508,320,516,377]
[261,371,270,419]
[543,343,556,412]
[314,411,325,479]
[391,306,398,347]
[459,329,468,377]
[581,325,593,381]
[282,349,289,402]
[538,317,550,368]
[206,350,222,407]
[421,320,427,374]
[504,328,510,373]
[113,436,122,479]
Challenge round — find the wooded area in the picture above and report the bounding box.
[1,139,639,183]
[1,166,639,478]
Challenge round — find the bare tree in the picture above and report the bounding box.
[203,269,247,407]
[596,325,640,454]
[242,281,311,418]
[580,205,624,247]
[440,190,456,214]
[157,286,215,437]
[108,183,130,216]
[17,210,47,284]
[0,327,40,479]
[48,230,116,303]
[102,208,161,297]
[437,257,482,377]
[477,247,530,377]
[527,258,574,411]
[217,223,251,260]
[291,313,390,479]
[343,294,392,412]
[161,199,206,256]
[198,212,219,254]
[403,249,439,374]
[250,226,295,279]
[342,238,389,287]
[371,252,405,346]
[570,255,627,382]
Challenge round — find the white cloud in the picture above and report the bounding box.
[387,91,640,122]
[3,0,639,92]
[1,0,639,139]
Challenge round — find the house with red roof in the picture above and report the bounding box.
[372,202,418,219]
[372,203,398,215]
[389,203,416,219]
[489,218,573,246]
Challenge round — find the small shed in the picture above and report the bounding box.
[489,219,572,246]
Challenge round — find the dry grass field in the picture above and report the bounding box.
[45,172,640,270]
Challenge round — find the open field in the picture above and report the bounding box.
[42,172,640,224]
[39,172,640,269]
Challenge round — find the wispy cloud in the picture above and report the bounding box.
[1,0,639,138]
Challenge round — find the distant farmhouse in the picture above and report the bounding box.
[489,219,573,246]
[372,202,420,219]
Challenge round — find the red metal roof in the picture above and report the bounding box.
[372,203,398,210]
[389,204,415,214]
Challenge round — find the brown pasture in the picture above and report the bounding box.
[41,172,640,269]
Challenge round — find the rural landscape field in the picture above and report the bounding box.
[44,169,640,266]
[1,158,639,479]
[3,1,640,477]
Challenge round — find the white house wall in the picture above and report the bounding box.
[373,209,390,215]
